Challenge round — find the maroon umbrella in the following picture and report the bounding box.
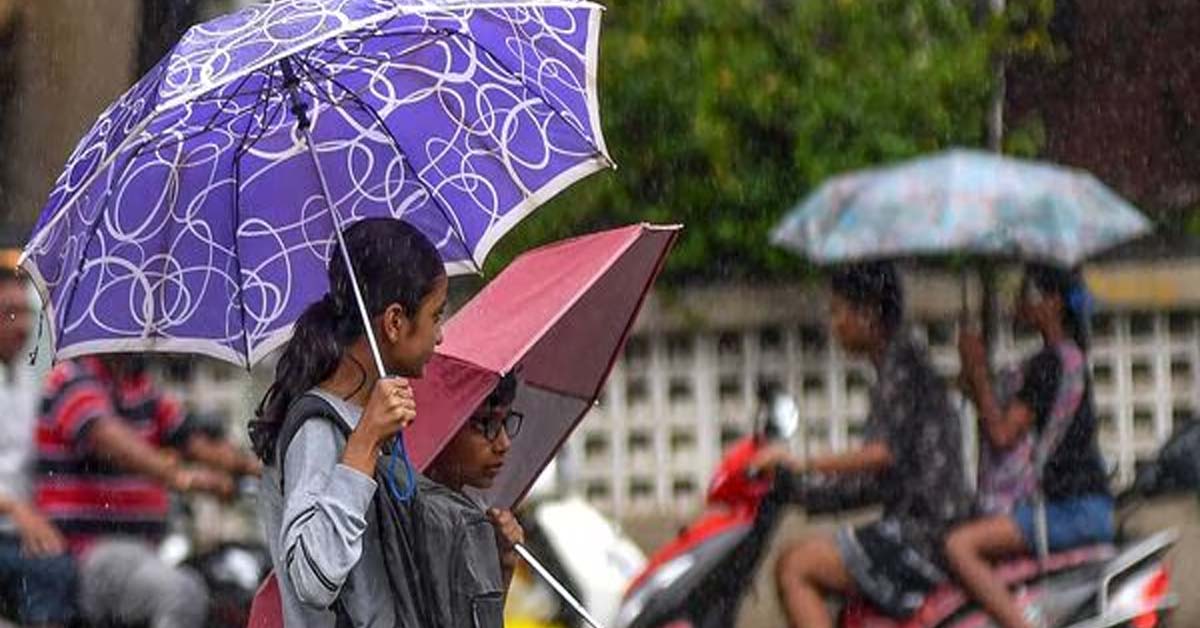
[250,224,677,628]
[409,223,680,508]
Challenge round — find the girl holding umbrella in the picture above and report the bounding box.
[945,264,1112,628]
[251,218,523,628]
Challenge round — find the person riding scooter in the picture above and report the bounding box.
[752,261,973,627]
[945,264,1113,628]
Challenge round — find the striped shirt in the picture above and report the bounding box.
[34,357,190,554]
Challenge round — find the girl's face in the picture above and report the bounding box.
[435,403,520,490]
[382,274,448,377]
[1015,276,1063,334]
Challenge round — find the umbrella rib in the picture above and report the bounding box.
[449,27,611,166]
[189,70,260,138]
[27,82,276,244]
[228,65,291,367]
[293,57,482,273]
[235,63,288,158]
[55,148,140,349]
[230,137,255,369]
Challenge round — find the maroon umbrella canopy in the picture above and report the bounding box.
[408,223,680,508]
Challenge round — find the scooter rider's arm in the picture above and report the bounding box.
[86,416,234,497]
[183,432,263,478]
[751,441,892,476]
[806,442,893,475]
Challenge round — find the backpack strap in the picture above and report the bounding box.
[275,392,357,628]
[276,392,354,493]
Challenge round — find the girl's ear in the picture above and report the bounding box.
[381,302,409,343]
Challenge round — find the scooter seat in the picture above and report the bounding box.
[844,544,1118,627]
[992,543,1117,583]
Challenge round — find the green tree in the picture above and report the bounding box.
[489,0,1011,282]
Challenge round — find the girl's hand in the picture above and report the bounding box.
[344,378,416,474]
[355,378,417,445]
[958,329,988,373]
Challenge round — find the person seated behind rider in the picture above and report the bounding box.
[944,263,1111,628]
[754,261,973,627]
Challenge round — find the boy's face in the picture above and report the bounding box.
[438,402,515,490]
[0,279,31,365]
[830,294,878,355]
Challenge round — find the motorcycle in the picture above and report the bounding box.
[617,391,1187,628]
[159,475,272,628]
[615,384,801,628]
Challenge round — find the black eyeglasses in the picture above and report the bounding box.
[471,410,524,441]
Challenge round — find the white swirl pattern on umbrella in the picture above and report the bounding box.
[22,0,609,367]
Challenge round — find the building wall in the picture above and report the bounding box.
[560,269,1200,524]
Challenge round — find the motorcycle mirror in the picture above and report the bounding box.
[766,394,800,441]
[1103,455,1120,482]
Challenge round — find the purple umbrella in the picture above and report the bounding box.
[20,1,611,622]
[20,0,611,369]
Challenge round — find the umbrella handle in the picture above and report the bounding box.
[384,432,417,503]
[514,543,607,628]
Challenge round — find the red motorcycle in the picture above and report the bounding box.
[616,391,1184,628]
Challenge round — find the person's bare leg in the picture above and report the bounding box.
[775,535,855,628]
[944,516,1032,628]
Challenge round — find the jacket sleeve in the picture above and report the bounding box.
[278,420,377,608]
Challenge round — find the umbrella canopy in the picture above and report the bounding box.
[20,0,610,367]
[771,149,1152,266]
[408,223,680,508]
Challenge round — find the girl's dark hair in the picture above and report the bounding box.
[829,261,904,334]
[250,218,444,462]
[1023,262,1091,352]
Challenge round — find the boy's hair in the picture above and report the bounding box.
[829,261,904,333]
[486,371,520,408]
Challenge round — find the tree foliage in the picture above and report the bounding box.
[488,0,1015,282]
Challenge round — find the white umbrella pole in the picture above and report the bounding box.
[292,84,603,626]
[303,135,390,377]
[515,543,607,628]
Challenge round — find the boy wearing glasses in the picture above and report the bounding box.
[426,372,526,597]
